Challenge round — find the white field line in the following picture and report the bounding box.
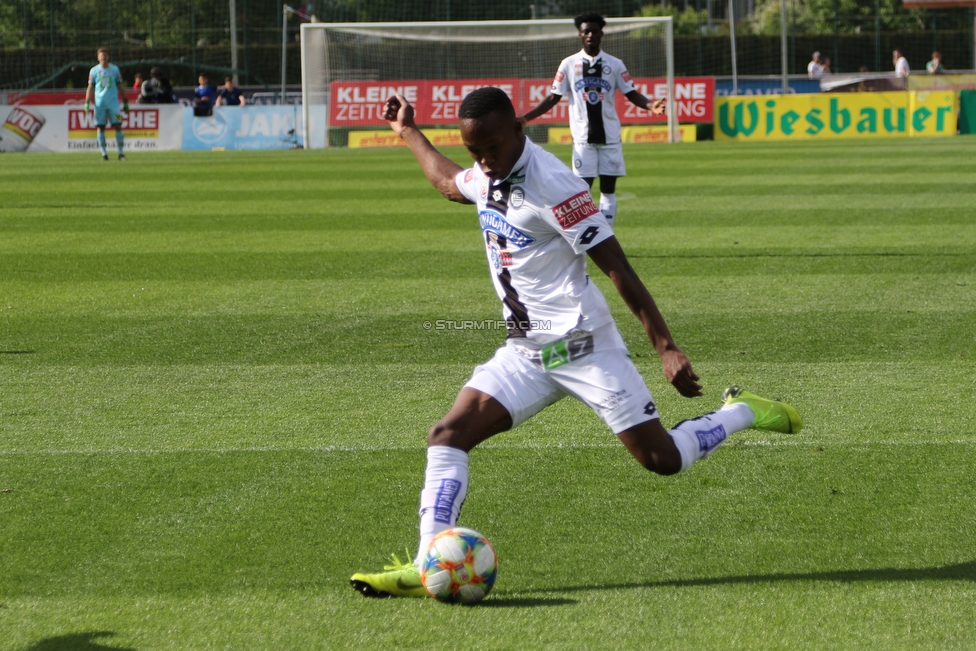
[0,439,974,456]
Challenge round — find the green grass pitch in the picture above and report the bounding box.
[1,137,975,650]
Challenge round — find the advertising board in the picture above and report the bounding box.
[715,92,956,140]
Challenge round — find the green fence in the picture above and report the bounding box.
[2,0,974,90]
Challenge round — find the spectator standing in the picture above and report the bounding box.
[807,52,824,78]
[193,74,217,116]
[926,51,945,75]
[821,57,832,75]
[138,68,174,104]
[216,77,246,107]
[132,73,144,92]
[893,49,910,77]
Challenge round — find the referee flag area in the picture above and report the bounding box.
[1,138,975,649]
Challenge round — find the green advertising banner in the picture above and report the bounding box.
[715,92,957,141]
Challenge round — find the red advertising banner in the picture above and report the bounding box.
[12,91,86,105]
[329,77,714,127]
[330,79,519,128]
[68,107,160,138]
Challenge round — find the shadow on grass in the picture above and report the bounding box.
[480,596,577,608]
[538,560,976,594]
[23,631,136,651]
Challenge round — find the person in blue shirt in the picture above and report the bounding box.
[193,74,217,116]
[216,77,246,107]
[84,47,129,161]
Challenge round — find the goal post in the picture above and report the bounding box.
[301,17,676,149]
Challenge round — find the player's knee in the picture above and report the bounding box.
[427,421,461,448]
[637,448,682,476]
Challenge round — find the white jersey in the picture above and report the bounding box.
[895,56,910,77]
[454,138,616,344]
[551,49,636,146]
[807,61,823,78]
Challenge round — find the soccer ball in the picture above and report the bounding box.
[420,527,497,604]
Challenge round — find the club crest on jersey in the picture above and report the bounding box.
[552,191,600,230]
[602,65,612,75]
[510,187,525,208]
[480,210,534,248]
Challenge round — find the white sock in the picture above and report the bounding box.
[599,192,617,227]
[415,445,469,567]
[668,403,754,472]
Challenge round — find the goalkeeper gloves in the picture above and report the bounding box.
[123,100,130,113]
[84,101,90,113]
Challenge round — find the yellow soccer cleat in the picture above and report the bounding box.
[350,553,428,598]
[723,385,803,434]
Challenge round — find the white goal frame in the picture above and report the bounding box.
[300,17,676,148]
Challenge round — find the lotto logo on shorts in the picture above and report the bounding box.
[552,191,600,229]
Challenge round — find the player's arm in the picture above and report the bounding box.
[116,73,129,112]
[518,93,562,125]
[383,94,470,204]
[624,90,665,115]
[587,236,702,398]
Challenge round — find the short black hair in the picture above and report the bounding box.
[458,87,515,120]
[575,12,606,30]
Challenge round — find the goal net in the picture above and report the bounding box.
[301,17,675,148]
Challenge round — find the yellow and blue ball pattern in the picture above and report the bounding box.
[420,527,497,604]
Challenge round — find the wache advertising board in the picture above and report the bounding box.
[0,105,183,153]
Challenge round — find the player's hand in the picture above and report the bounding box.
[383,94,416,136]
[660,347,702,398]
[650,98,666,115]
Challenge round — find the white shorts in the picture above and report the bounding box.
[572,142,626,179]
[464,323,658,435]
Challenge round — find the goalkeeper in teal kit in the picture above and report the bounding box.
[84,47,129,160]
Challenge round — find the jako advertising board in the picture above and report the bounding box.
[715,91,956,141]
[182,106,304,150]
[0,105,182,152]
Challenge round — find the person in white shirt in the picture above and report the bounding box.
[348,86,803,599]
[518,13,665,227]
[807,52,824,78]
[893,49,910,77]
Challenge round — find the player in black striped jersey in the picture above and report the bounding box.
[519,13,666,226]
[349,87,802,599]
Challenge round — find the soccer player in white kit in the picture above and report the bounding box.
[350,87,803,598]
[518,13,666,227]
